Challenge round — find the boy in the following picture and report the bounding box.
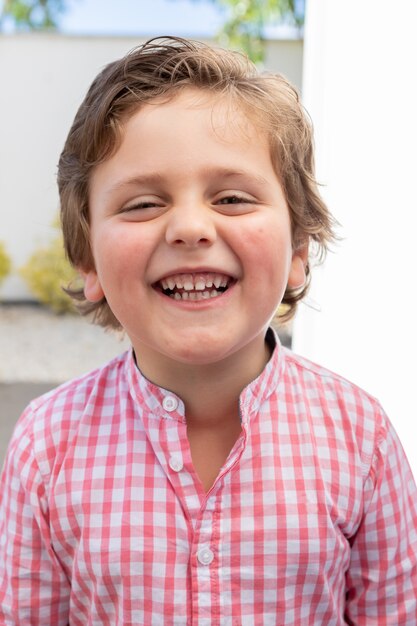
[1,36,416,625]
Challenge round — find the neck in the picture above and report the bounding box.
[134,332,272,428]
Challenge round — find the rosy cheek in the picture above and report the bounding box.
[91,230,126,280]
[241,226,288,264]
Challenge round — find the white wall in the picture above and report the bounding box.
[0,34,147,299]
[293,0,417,476]
[0,33,302,300]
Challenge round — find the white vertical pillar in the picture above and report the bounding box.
[293,0,417,475]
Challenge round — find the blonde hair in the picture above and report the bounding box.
[58,36,336,328]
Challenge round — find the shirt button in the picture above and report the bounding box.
[197,547,214,565]
[162,395,178,412]
[168,455,183,472]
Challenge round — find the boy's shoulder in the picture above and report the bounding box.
[8,350,132,472]
[283,346,379,400]
[30,349,130,412]
[278,347,390,474]
[280,346,386,429]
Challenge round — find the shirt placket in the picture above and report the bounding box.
[143,392,203,518]
[189,486,221,626]
[140,387,249,626]
[189,429,247,626]
[150,394,221,624]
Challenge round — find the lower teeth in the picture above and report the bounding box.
[170,289,221,301]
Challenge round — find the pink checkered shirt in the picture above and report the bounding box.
[1,333,417,625]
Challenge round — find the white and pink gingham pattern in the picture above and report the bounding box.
[1,334,416,625]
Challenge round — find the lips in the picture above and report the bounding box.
[154,271,234,301]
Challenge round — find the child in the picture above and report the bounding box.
[1,36,416,625]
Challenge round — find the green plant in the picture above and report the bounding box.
[20,233,80,313]
[0,0,66,30]
[215,0,305,64]
[0,241,12,286]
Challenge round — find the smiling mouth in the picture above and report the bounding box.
[154,272,234,301]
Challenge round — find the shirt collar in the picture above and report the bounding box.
[125,327,284,422]
[238,327,284,424]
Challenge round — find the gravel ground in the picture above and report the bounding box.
[0,303,130,383]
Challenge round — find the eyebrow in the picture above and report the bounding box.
[104,168,269,196]
[104,173,165,196]
[216,169,269,186]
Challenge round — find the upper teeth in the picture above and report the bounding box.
[160,272,230,292]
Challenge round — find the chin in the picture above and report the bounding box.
[164,336,239,366]
[170,347,231,366]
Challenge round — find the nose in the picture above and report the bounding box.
[165,204,217,248]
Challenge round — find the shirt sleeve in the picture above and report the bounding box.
[344,409,417,625]
[0,408,70,625]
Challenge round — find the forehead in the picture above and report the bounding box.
[107,90,272,184]
[120,87,265,145]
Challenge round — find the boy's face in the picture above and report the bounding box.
[84,89,306,371]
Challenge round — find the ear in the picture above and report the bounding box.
[79,269,105,303]
[287,243,309,290]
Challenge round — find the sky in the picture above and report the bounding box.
[1,0,301,39]
[59,0,226,38]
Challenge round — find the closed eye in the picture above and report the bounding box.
[217,195,253,205]
[214,194,258,215]
[118,198,166,221]
[123,200,160,211]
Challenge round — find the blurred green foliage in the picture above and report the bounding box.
[20,232,79,313]
[215,0,304,63]
[0,242,12,286]
[0,0,66,29]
